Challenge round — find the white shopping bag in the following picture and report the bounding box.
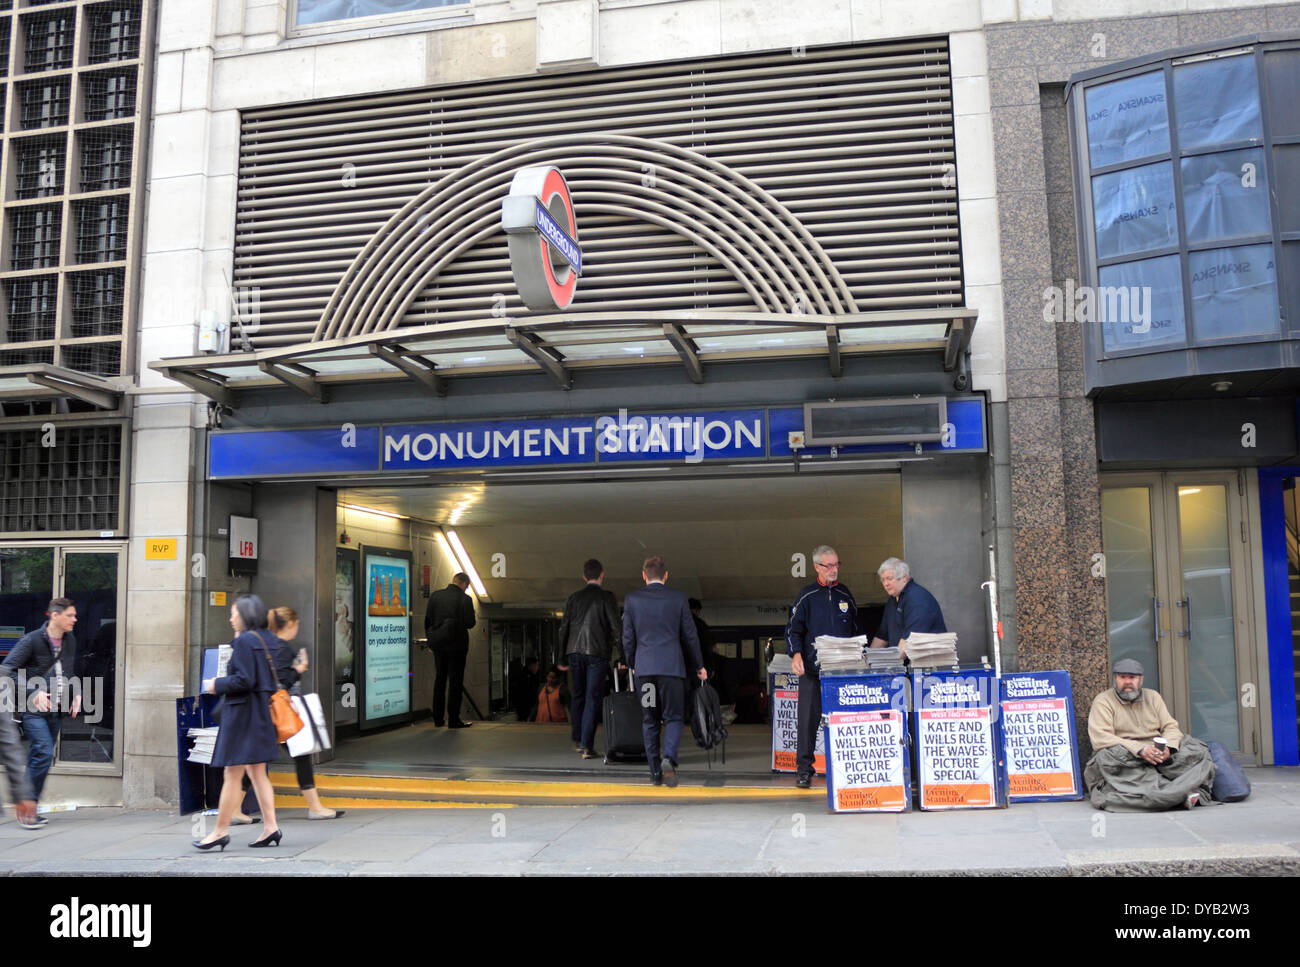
[285,693,331,757]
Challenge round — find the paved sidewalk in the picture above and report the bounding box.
[3,768,1298,876]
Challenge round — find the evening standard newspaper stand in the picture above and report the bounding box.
[770,654,824,773]
[999,670,1083,802]
[820,671,912,813]
[914,666,1008,810]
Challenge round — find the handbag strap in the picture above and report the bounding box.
[252,630,280,689]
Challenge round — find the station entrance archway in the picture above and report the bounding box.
[324,469,902,781]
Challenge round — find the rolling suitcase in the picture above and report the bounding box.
[602,667,645,763]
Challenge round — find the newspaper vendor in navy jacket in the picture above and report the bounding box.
[786,545,858,788]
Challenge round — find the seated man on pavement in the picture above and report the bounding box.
[1084,658,1215,811]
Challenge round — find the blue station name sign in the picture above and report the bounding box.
[209,399,985,479]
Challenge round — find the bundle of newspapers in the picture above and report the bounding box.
[814,635,869,673]
[186,726,219,764]
[903,631,959,668]
[865,646,904,669]
[768,653,794,675]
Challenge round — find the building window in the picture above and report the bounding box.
[1075,49,1285,357]
[294,0,467,28]
[86,2,142,64]
[13,135,66,199]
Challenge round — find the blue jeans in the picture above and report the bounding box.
[22,713,60,801]
[568,655,609,750]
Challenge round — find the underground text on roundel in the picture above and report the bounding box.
[50,898,151,948]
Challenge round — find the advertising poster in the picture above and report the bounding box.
[335,549,358,727]
[825,710,908,812]
[770,670,823,773]
[1000,671,1083,801]
[361,549,411,728]
[917,707,997,809]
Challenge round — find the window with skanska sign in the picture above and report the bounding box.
[1074,44,1288,366]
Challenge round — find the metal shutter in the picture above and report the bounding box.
[235,37,960,349]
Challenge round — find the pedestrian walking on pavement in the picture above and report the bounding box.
[556,558,622,758]
[0,696,38,829]
[194,595,282,851]
[268,606,344,820]
[621,555,707,786]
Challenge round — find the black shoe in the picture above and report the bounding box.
[796,773,813,789]
[249,829,282,848]
[192,834,230,852]
[448,720,472,729]
[651,772,664,786]
[433,719,445,728]
[661,758,678,788]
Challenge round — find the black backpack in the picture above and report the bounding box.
[691,681,728,767]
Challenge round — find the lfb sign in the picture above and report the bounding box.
[502,166,582,311]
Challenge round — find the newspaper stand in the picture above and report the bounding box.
[999,670,1083,802]
[770,660,824,774]
[820,670,912,813]
[913,665,1008,810]
[176,694,223,815]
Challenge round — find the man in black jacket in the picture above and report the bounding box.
[0,598,81,821]
[556,559,622,758]
[424,574,476,728]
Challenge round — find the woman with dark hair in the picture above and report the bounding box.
[193,594,283,850]
[268,606,343,820]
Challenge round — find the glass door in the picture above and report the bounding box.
[1101,473,1256,756]
[58,549,120,764]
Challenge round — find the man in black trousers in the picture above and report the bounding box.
[786,546,858,789]
[425,573,476,728]
[622,556,707,787]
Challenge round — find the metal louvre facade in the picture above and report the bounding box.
[235,37,961,350]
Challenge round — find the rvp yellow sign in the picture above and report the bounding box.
[145,539,177,560]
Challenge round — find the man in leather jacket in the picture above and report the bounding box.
[557,559,622,758]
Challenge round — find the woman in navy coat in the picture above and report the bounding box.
[193,595,283,850]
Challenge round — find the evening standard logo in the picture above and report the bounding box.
[928,681,982,704]
[837,684,888,706]
[1003,678,1056,697]
[50,898,151,947]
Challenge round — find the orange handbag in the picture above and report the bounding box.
[257,633,304,742]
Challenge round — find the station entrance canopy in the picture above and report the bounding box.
[148,307,976,407]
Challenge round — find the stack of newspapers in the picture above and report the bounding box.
[814,635,869,673]
[865,646,904,669]
[768,653,794,675]
[187,726,218,764]
[904,632,959,668]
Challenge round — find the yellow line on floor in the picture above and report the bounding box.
[272,795,513,810]
[271,771,820,802]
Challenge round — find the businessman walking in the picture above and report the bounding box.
[622,556,707,787]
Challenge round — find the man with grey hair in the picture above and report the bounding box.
[1084,658,1215,811]
[869,557,946,657]
[786,544,858,788]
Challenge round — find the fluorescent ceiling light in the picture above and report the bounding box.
[445,528,488,600]
[434,531,462,575]
[343,502,406,520]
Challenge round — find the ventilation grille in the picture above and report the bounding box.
[0,424,121,534]
[235,38,961,349]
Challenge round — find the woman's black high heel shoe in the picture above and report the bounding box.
[192,834,230,852]
[249,829,282,848]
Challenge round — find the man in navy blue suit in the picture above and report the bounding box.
[622,556,707,787]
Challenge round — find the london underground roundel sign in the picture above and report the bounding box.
[501,166,582,311]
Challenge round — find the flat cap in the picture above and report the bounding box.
[1112,658,1144,675]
